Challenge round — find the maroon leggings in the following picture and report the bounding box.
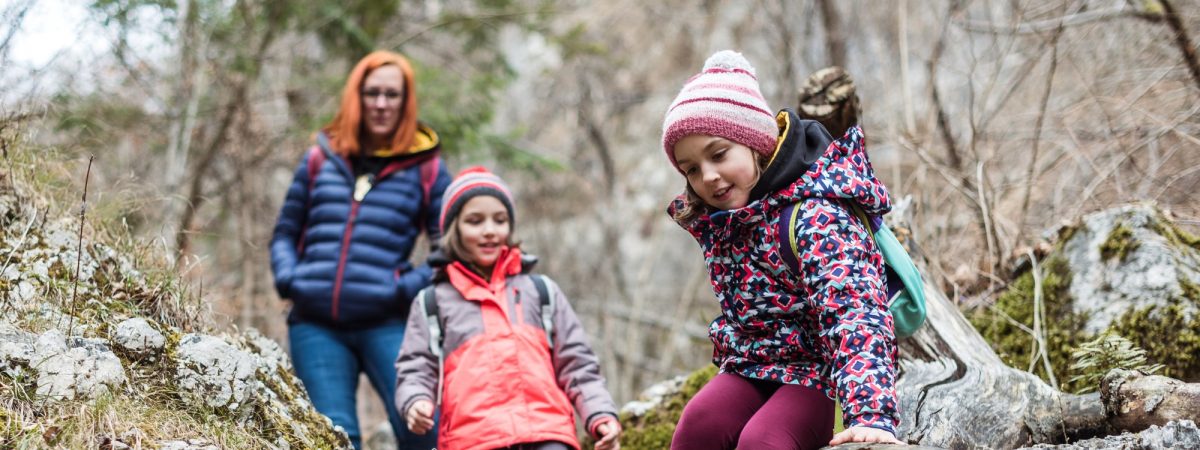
[671,373,835,450]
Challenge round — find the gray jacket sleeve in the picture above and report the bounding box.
[544,277,619,434]
[394,291,438,417]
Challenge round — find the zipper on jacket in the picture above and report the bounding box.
[331,199,361,321]
[330,163,423,322]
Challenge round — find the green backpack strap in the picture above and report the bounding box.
[847,203,927,338]
[779,201,927,337]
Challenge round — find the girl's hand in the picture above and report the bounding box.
[405,399,435,435]
[829,426,902,445]
[593,419,622,450]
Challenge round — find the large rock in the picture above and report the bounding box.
[0,129,350,448]
[972,203,1200,390]
[112,317,165,359]
[173,333,259,412]
[31,329,127,400]
[1058,204,1200,333]
[0,321,35,374]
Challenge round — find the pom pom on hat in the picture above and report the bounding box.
[703,50,757,74]
[662,50,778,170]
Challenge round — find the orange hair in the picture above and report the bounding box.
[322,50,419,157]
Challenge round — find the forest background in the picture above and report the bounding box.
[3,0,1199,434]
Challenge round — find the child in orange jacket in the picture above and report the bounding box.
[395,167,621,450]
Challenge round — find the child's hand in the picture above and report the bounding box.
[405,399,435,435]
[593,418,621,450]
[829,426,902,445]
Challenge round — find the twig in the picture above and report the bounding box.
[0,206,40,317]
[1026,249,1058,388]
[976,161,998,280]
[902,137,978,202]
[0,0,36,61]
[1154,164,1200,201]
[0,206,39,278]
[956,6,1159,35]
[1070,103,1200,219]
[927,0,968,173]
[1017,7,1066,247]
[67,155,95,336]
[899,0,914,132]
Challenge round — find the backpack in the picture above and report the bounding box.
[296,145,440,254]
[416,274,555,405]
[776,201,927,338]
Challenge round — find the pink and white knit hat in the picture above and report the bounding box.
[662,50,778,170]
[439,166,515,234]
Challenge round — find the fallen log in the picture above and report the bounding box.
[894,278,1106,448]
[1101,369,1200,432]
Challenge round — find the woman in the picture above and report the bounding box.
[270,50,450,449]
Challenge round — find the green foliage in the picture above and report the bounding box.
[51,90,153,147]
[972,226,1200,391]
[413,61,562,172]
[437,0,553,54]
[1153,220,1200,252]
[1067,333,1163,393]
[1107,299,1200,381]
[616,366,845,448]
[618,365,717,449]
[300,0,401,59]
[969,256,1089,391]
[1099,223,1138,262]
[549,24,609,61]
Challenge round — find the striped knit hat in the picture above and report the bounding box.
[439,166,515,234]
[662,50,778,170]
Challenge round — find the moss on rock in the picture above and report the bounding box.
[1153,219,1200,252]
[971,224,1200,391]
[1107,300,1200,382]
[1099,223,1138,263]
[617,365,716,449]
[970,256,1091,391]
[615,364,847,448]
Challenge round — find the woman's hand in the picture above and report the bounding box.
[405,399,435,435]
[829,426,902,445]
[593,418,622,450]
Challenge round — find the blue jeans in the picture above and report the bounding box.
[289,321,437,450]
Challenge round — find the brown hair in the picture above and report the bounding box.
[671,152,772,223]
[322,50,418,158]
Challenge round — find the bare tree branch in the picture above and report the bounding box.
[1017,6,1066,248]
[0,0,36,64]
[815,0,845,67]
[1159,0,1200,92]
[956,6,1160,35]
[174,12,281,265]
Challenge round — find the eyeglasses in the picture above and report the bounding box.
[362,89,403,101]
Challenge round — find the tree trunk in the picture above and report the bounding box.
[894,281,1106,448]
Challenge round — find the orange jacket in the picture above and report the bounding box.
[395,248,617,450]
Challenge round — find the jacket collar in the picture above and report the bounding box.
[447,247,524,301]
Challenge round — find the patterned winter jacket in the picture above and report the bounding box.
[668,109,899,434]
[394,247,618,450]
[270,125,451,327]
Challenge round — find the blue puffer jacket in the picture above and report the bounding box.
[270,125,451,327]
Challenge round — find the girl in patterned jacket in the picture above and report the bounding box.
[662,50,902,449]
[395,167,622,450]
